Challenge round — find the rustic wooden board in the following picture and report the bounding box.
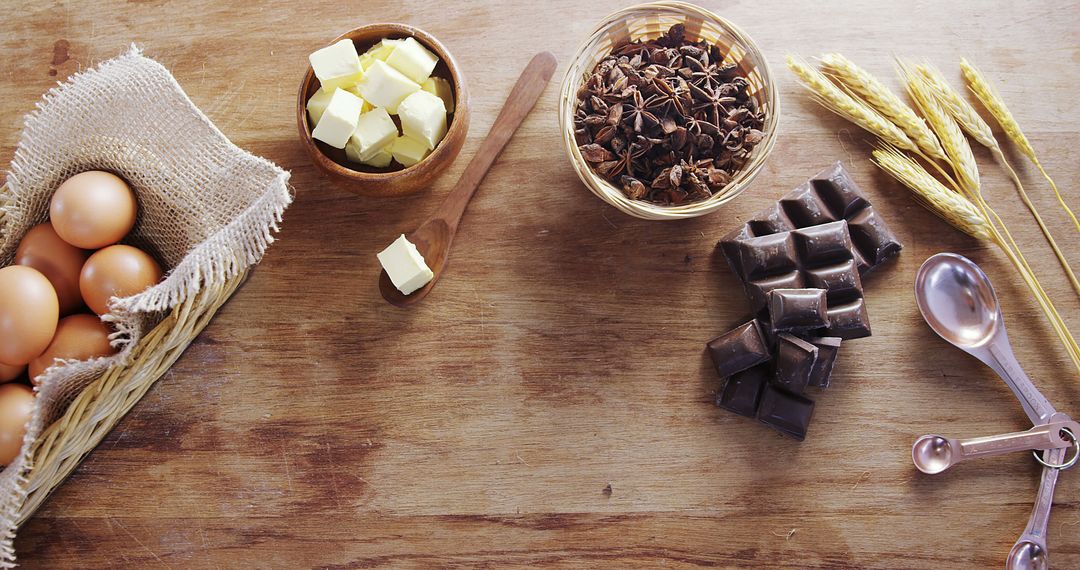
[2,0,1079,567]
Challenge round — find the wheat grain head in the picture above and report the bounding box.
[787,56,917,153]
[917,63,998,150]
[959,58,1037,161]
[872,147,990,240]
[899,60,981,194]
[821,53,947,161]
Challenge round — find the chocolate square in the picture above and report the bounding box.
[735,233,797,279]
[825,298,871,339]
[804,259,863,302]
[805,336,842,388]
[706,320,771,378]
[774,333,819,394]
[768,288,829,332]
[757,384,816,440]
[716,363,769,417]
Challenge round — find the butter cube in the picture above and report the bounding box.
[359,52,377,71]
[311,89,364,149]
[421,76,455,113]
[344,85,375,112]
[397,90,447,150]
[364,145,394,168]
[306,87,335,126]
[391,135,431,167]
[386,37,439,84]
[345,139,393,167]
[309,39,363,91]
[349,108,398,162]
[378,234,434,295]
[358,60,421,114]
[365,39,402,61]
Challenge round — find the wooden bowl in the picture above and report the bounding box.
[559,1,780,220]
[297,23,470,197]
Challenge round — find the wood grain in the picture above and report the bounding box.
[1,0,1079,568]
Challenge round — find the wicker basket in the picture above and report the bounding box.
[559,1,780,220]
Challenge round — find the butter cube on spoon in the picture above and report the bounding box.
[378,235,434,295]
[358,60,420,113]
[309,39,364,91]
[311,89,364,149]
[391,135,431,167]
[386,37,439,84]
[398,90,447,150]
[347,108,398,162]
[422,76,455,113]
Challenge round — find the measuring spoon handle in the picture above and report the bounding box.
[957,421,1077,461]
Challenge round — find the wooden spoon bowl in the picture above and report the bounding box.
[296,23,470,197]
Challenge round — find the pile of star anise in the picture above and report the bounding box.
[574,24,766,205]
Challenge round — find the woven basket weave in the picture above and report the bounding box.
[559,1,780,220]
[0,47,292,568]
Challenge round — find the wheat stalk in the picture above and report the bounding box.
[821,54,947,161]
[899,60,981,196]
[916,64,1080,295]
[871,147,990,240]
[786,56,918,153]
[961,58,1080,234]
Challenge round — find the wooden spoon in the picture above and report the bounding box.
[379,51,558,307]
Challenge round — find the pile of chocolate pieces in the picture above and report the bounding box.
[707,162,902,440]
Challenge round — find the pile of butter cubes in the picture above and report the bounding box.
[307,37,455,168]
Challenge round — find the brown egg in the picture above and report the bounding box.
[50,170,137,249]
[29,313,117,383]
[79,245,162,315]
[0,383,35,466]
[0,266,59,366]
[15,222,90,316]
[0,362,25,384]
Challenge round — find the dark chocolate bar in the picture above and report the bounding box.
[757,384,816,440]
[716,363,769,417]
[805,336,841,388]
[774,333,819,394]
[768,288,829,332]
[706,319,771,378]
[720,162,902,276]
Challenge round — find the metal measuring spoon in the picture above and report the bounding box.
[914,253,1069,570]
[912,420,1078,474]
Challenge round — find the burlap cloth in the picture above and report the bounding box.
[0,46,292,567]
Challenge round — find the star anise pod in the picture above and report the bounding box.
[645,77,690,118]
[691,61,738,91]
[622,88,660,133]
[690,83,737,123]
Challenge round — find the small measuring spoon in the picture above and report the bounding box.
[914,253,1067,570]
[912,420,1078,474]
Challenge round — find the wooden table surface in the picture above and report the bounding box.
[3,1,1079,568]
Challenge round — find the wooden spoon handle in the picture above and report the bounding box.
[439,51,558,231]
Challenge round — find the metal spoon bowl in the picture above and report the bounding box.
[915,253,1000,349]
